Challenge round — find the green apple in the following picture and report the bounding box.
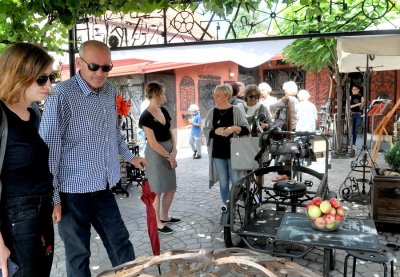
[336,207,345,216]
[326,222,336,229]
[307,205,322,219]
[320,200,332,214]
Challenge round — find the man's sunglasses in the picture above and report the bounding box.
[248,94,260,100]
[80,57,113,72]
[36,73,56,86]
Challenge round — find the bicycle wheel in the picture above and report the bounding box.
[223,181,247,247]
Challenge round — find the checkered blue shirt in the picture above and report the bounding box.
[39,72,134,204]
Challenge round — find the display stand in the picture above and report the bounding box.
[367,98,391,148]
[339,56,378,203]
[372,98,400,161]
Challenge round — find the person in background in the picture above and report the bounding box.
[270,81,299,182]
[270,80,299,131]
[40,40,146,277]
[259,82,277,118]
[188,104,202,159]
[236,81,246,100]
[350,84,364,149]
[204,84,250,212]
[241,84,272,136]
[229,83,246,106]
[296,89,318,132]
[138,97,150,152]
[0,43,55,277]
[139,82,179,234]
[140,97,150,114]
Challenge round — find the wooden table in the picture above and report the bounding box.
[275,213,381,277]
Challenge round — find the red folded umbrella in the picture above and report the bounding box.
[140,178,160,256]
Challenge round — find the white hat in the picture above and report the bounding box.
[188,104,199,112]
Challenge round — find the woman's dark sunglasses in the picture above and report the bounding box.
[80,56,113,72]
[36,73,56,86]
[248,94,260,100]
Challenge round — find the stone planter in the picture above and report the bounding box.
[371,168,400,224]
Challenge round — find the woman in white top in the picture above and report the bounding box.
[259,82,277,118]
[296,89,318,132]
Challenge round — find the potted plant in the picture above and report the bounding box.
[383,142,400,176]
[371,141,400,224]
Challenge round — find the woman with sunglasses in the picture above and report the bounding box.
[241,84,272,136]
[0,43,55,276]
[204,84,250,212]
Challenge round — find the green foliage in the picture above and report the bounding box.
[282,37,336,74]
[384,142,400,172]
[278,0,399,73]
[0,0,398,56]
[0,0,68,53]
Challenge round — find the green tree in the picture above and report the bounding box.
[279,0,399,154]
[1,0,366,51]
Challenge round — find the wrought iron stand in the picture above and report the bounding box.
[339,55,378,202]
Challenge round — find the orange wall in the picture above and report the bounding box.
[174,61,238,128]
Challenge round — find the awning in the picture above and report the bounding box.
[337,34,400,73]
[111,39,294,69]
[60,58,203,78]
[110,61,202,76]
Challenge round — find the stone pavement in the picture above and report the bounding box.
[50,145,400,277]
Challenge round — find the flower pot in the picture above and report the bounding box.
[371,168,400,224]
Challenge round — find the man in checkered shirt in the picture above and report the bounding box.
[40,40,147,277]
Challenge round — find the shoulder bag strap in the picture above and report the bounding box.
[0,104,8,199]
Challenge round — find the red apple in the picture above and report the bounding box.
[325,213,336,224]
[320,200,332,213]
[329,198,341,209]
[335,214,344,222]
[312,196,322,206]
[307,205,322,219]
[314,216,327,229]
[305,202,313,211]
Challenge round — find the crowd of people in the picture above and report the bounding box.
[0,40,331,277]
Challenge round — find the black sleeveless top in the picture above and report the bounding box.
[351,94,363,113]
[0,101,53,199]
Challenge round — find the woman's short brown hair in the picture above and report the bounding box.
[145,82,165,99]
[0,43,54,104]
[244,84,261,102]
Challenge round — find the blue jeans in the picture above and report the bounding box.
[213,158,238,204]
[189,135,201,154]
[59,189,134,277]
[0,195,54,277]
[352,114,362,145]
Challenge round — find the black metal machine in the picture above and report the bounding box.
[222,128,331,258]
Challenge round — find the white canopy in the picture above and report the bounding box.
[112,39,295,68]
[337,34,400,73]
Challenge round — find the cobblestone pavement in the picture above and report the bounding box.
[50,145,400,277]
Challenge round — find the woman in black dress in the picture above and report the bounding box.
[139,82,180,234]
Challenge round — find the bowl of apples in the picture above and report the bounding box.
[306,196,346,231]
